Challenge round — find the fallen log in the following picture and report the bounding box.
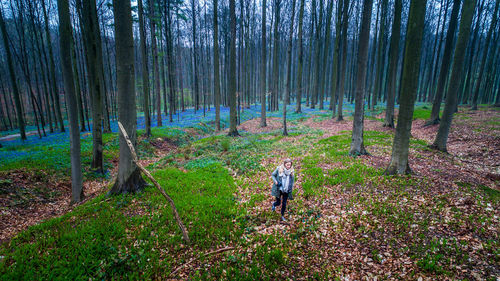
[117,122,190,243]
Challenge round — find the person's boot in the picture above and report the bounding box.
[272,204,275,212]
[281,216,286,222]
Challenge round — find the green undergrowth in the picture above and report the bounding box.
[0,164,242,280]
[412,105,433,120]
[150,125,323,175]
[301,131,396,198]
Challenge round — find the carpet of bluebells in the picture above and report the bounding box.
[0,101,404,173]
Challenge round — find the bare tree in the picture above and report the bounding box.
[471,0,499,110]
[349,0,373,156]
[57,0,83,203]
[385,0,428,174]
[260,0,267,127]
[138,0,152,137]
[213,0,221,131]
[228,0,239,136]
[427,0,462,125]
[432,0,478,151]
[283,0,296,136]
[111,0,147,194]
[295,0,305,113]
[337,0,350,121]
[383,0,402,128]
[0,7,26,140]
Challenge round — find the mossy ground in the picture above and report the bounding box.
[0,104,498,280]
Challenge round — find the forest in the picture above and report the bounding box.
[0,0,499,279]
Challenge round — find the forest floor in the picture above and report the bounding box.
[0,104,498,280]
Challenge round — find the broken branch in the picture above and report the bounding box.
[118,122,190,243]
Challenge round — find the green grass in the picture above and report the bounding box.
[0,164,242,280]
[412,105,433,120]
[301,131,383,198]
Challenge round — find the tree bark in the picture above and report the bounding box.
[372,0,388,110]
[284,0,296,136]
[77,0,105,173]
[213,0,221,131]
[383,0,402,128]
[41,0,65,132]
[138,0,151,137]
[150,0,162,127]
[432,0,477,151]
[271,0,281,112]
[111,0,147,194]
[295,0,305,113]
[57,0,84,203]
[385,0,428,175]
[311,0,324,109]
[319,0,333,110]
[336,0,350,121]
[349,0,373,156]
[260,0,267,127]
[165,0,177,123]
[428,0,462,125]
[330,0,343,117]
[192,0,200,112]
[228,0,239,136]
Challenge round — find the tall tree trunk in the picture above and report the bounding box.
[383,0,402,127]
[462,0,484,104]
[41,0,65,132]
[367,2,380,109]
[150,0,162,127]
[176,18,185,112]
[57,0,83,203]
[349,0,373,156]
[138,0,151,137]
[260,0,267,126]
[372,0,388,109]
[330,0,343,116]
[271,0,281,112]
[228,0,239,136]
[77,0,105,173]
[311,0,324,109]
[319,0,334,110]
[111,0,147,194]
[165,0,177,123]
[471,0,499,110]
[428,0,462,125]
[192,0,200,112]
[336,0,350,121]
[295,0,305,113]
[432,0,477,151]
[0,8,25,140]
[306,0,316,108]
[284,0,296,136]
[70,29,86,132]
[422,0,445,102]
[428,0,451,103]
[385,0,428,175]
[213,0,221,130]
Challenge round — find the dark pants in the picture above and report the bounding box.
[273,191,289,216]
